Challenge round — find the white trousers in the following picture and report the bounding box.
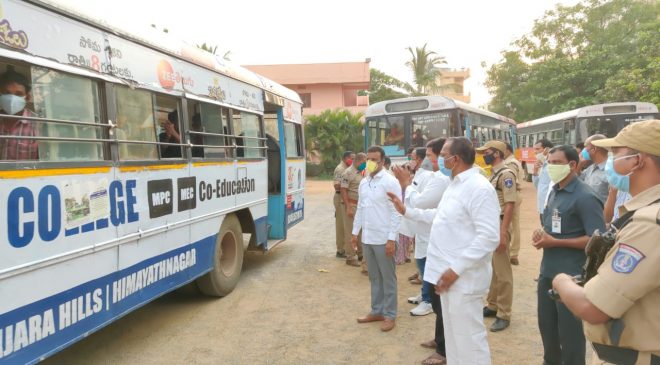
[441,289,491,365]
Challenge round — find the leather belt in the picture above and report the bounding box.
[593,343,660,365]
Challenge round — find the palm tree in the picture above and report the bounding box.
[405,44,447,95]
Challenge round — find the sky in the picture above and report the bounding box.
[60,0,581,108]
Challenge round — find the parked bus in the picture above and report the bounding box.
[516,102,659,180]
[0,0,304,363]
[365,96,517,170]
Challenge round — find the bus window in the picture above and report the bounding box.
[471,125,478,145]
[284,121,303,157]
[115,86,158,160]
[579,117,619,139]
[30,66,103,161]
[410,112,450,147]
[198,102,229,158]
[382,116,405,156]
[233,110,263,158]
[154,95,181,159]
[366,119,378,146]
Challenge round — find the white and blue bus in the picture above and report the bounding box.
[365,96,517,165]
[0,0,304,363]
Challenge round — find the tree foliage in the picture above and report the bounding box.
[406,43,447,94]
[484,0,660,121]
[304,109,364,173]
[368,68,414,104]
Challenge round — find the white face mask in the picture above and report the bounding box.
[0,94,26,115]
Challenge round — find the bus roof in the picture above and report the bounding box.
[517,102,659,129]
[23,0,302,106]
[365,95,516,125]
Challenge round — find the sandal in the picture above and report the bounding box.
[421,353,446,365]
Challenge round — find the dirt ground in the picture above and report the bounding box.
[45,178,592,365]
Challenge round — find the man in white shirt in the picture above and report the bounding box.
[393,139,450,365]
[389,137,500,364]
[352,145,402,332]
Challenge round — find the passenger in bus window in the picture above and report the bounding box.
[385,123,404,146]
[159,110,182,158]
[0,70,39,160]
[412,128,426,147]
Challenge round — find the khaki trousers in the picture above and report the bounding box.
[510,197,522,258]
[342,202,362,260]
[333,193,345,253]
[486,228,513,320]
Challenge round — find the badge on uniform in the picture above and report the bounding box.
[612,244,645,274]
[504,178,513,188]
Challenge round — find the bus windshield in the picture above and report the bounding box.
[410,112,451,148]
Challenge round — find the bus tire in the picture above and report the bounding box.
[196,214,244,297]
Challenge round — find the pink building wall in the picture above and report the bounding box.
[244,61,370,117]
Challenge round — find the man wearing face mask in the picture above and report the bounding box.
[340,152,367,267]
[533,139,554,223]
[579,134,610,203]
[532,145,606,365]
[477,141,516,333]
[334,151,354,258]
[352,146,402,332]
[389,137,500,365]
[393,139,450,364]
[0,70,38,160]
[552,120,660,365]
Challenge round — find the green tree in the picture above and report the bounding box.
[304,109,364,173]
[484,0,660,121]
[197,43,232,61]
[368,68,414,104]
[405,43,447,94]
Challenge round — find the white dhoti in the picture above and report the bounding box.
[441,288,491,365]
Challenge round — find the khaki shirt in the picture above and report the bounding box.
[333,162,348,191]
[584,184,660,354]
[489,163,518,212]
[504,155,523,191]
[340,166,363,201]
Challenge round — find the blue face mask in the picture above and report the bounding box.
[438,156,453,177]
[581,148,591,161]
[605,156,630,192]
[356,161,366,172]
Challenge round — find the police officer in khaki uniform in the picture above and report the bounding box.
[552,120,660,365]
[341,152,366,267]
[333,151,354,258]
[504,142,524,265]
[477,140,516,332]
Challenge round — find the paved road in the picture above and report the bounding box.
[45,178,583,364]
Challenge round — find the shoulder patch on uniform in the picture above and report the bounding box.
[611,244,645,274]
[504,178,513,188]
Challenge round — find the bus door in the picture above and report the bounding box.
[264,107,286,243]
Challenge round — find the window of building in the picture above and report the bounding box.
[115,86,158,160]
[299,93,311,108]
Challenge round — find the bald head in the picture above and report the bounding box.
[585,134,608,162]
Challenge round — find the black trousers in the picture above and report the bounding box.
[429,284,446,357]
[537,276,586,365]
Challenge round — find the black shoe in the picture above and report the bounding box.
[336,251,346,258]
[490,318,510,332]
[483,307,497,318]
[358,255,363,262]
